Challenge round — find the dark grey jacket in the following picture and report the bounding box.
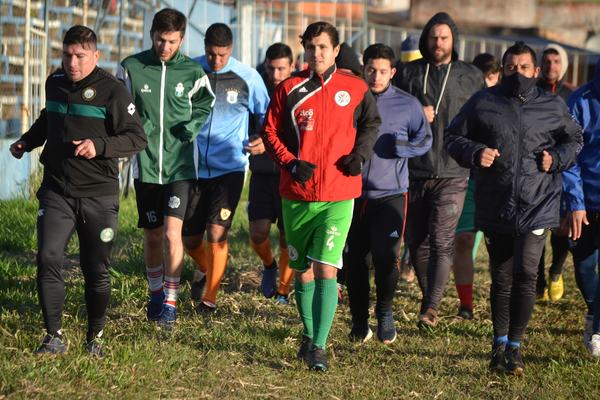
[394,12,484,180]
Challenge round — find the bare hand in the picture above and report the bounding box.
[564,210,589,241]
[538,150,553,172]
[244,135,265,155]
[9,140,27,159]
[479,148,500,168]
[423,106,435,123]
[72,139,97,159]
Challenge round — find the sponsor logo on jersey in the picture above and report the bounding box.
[298,108,315,131]
[140,84,152,93]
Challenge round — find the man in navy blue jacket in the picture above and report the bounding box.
[445,41,582,376]
[345,43,432,344]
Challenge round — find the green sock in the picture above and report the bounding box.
[294,279,315,339]
[312,278,338,349]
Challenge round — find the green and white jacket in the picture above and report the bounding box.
[118,49,215,184]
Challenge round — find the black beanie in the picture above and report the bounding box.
[335,43,362,76]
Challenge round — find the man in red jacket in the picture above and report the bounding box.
[262,21,380,371]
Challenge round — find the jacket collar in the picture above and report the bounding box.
[311,64,337,83]
[148,48,184,66]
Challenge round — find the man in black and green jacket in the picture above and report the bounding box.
[117,8,214,328]
[9,25,147,356]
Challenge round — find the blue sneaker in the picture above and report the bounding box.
[261,261,278,298]
[146,292,164,321]
[376,311,397,344]
[157,304,176,330]
[274,293,289,305]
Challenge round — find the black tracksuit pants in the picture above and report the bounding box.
[36,187,118,336]
[345,194,406,325]
[484,230,548,342]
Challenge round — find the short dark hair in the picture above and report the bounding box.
[542,48,560,58]
[150,8,186,36]
[502,41,537,67]
[472,53,500,75]
[300,21,339,48]
[265,43,293,64]
[363,43,396,66]
[205,23,233,47]
[63,25,97,49]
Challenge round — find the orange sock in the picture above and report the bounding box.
[202,241,229,304]
[277,247,293,295]
[187,240,208,273]
[250,239,275,266]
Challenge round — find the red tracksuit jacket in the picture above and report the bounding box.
[261,65,381,202]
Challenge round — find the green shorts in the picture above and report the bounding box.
[456,178,476,233]
[282,198,354,270]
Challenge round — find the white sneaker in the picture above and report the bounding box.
[590,334,600,357]
[584,314,593,351]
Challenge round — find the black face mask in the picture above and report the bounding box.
[502,72,537,98]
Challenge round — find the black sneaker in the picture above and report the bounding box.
[190,275,206,301]
[261,260,278,298]
[308,346,329,372]
[146,292,164,321]
[349,322,373,343]
[488,342,506,373]
[376,312,397,344]
[197,300,217,314]
[297,335,312,362]
[457,305,474,320]
[85,330,104,358]
[35,333,67,355]
[505,346,525,377]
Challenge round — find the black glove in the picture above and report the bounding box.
[287,159,317,183]
[341,153,364,176]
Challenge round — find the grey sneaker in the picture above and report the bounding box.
[35,333,67,355]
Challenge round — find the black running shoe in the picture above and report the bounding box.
[197,301,217,314]
[86,338,104,358]
[505,346,525,377]
[349,322,373,343]
[297,335,312,362]
[35,334,67,355]
[308,346,329,372]
[457,305,474,320]
[488,342,506,373]
[190,275,206,301]
[261,260,278,298]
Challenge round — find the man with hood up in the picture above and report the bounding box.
[535,43,575,302]
[393,12,484,329]
[537,43,574,102]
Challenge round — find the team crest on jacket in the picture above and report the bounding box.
[220,208,232,220]
[226,89,239,104]
[175,82,185,97]
[334,90,351,107]
[82,87,96,101]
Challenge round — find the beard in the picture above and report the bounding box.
[429,46,452,63]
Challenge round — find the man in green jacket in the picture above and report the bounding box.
[117,8,214,329]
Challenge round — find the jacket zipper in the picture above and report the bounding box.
[319,74,325,201]
[513,99,524,234]
[159,61,166,184]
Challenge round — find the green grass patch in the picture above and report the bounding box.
[1,188,600,399]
